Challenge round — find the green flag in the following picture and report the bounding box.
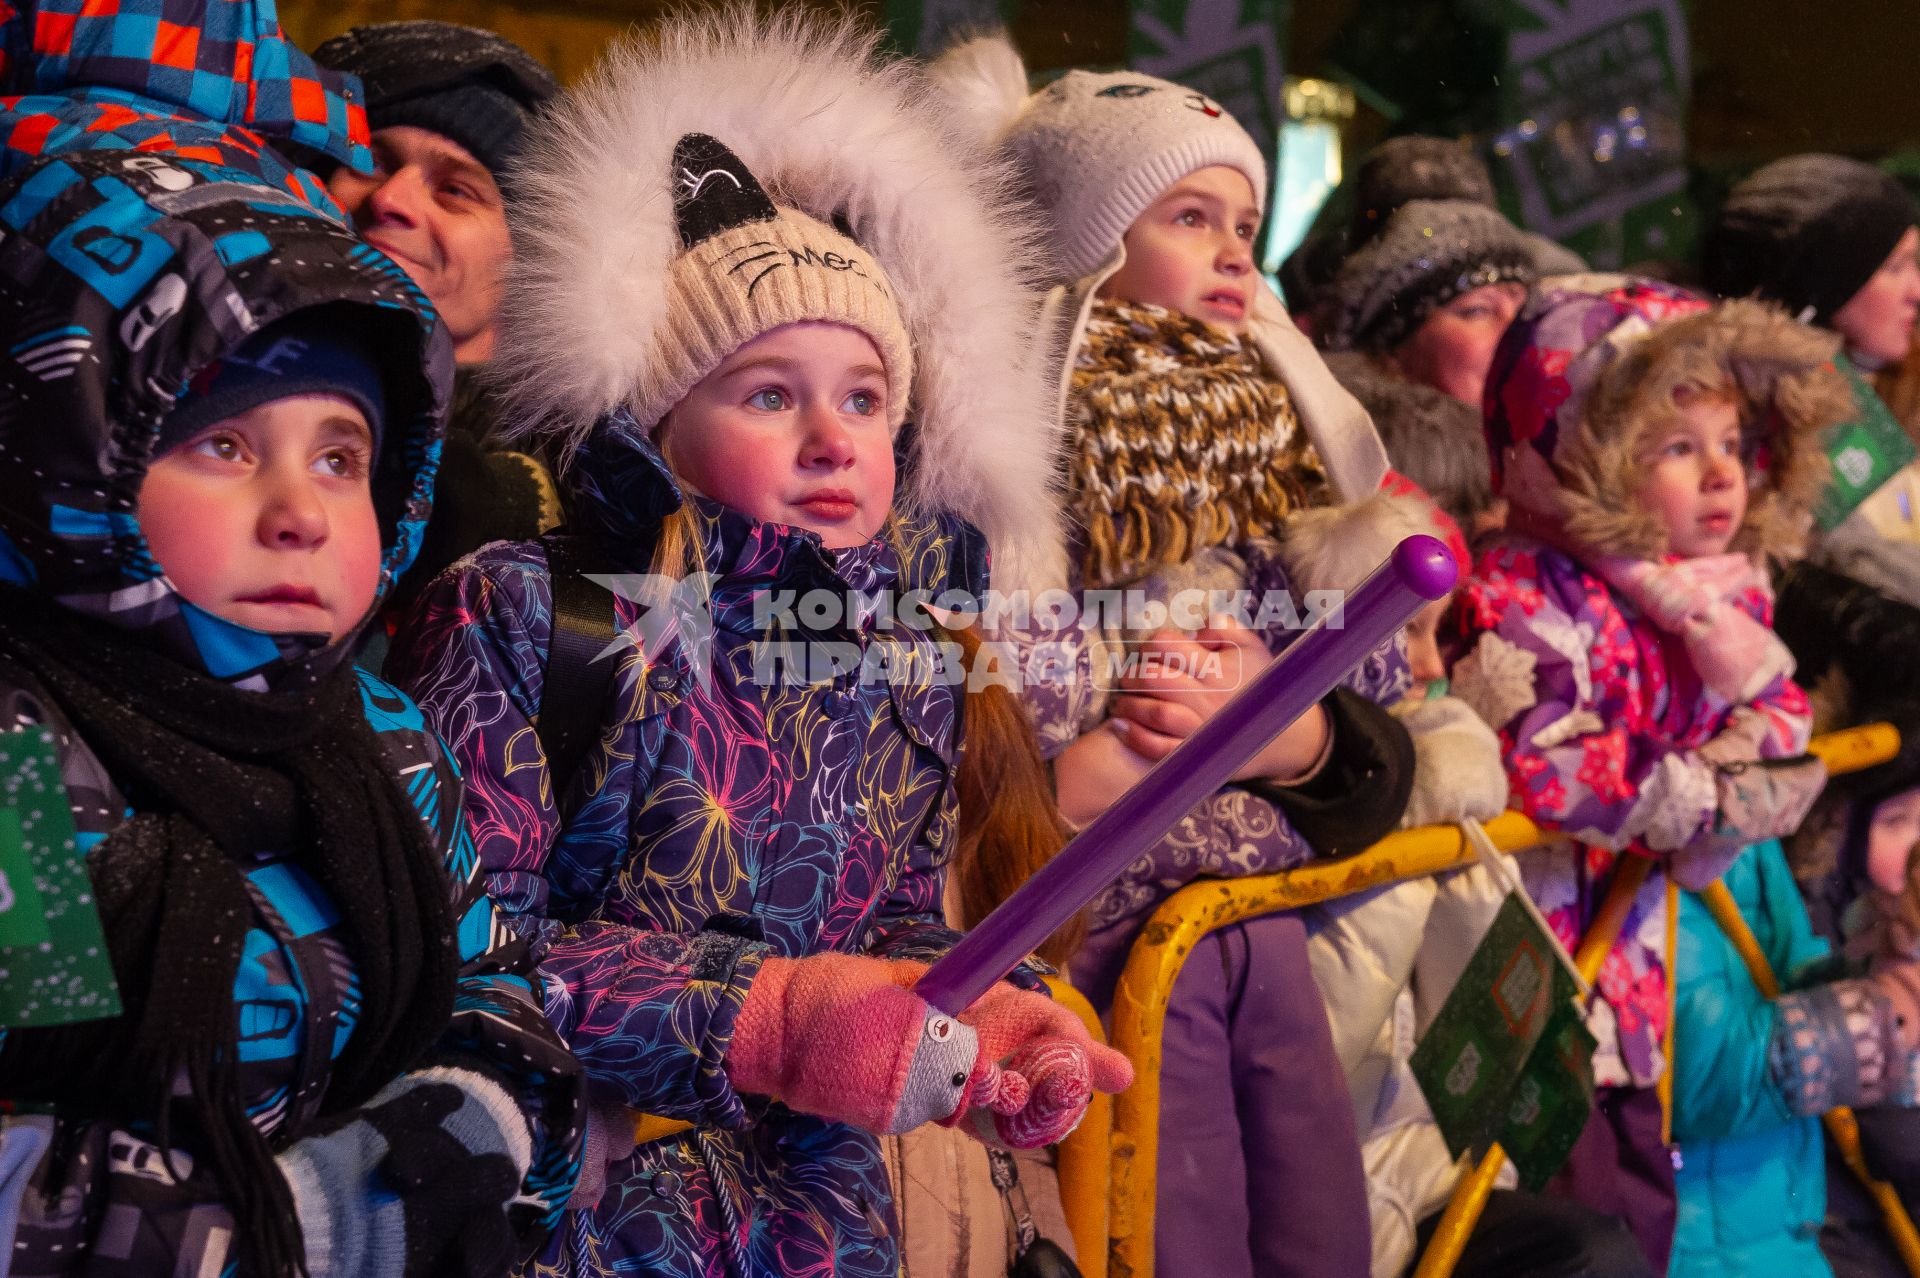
[0,728,121,1027]
[1814,355,1918,533]
[1501,991,1597,1190]
[1412,891,1593,1180]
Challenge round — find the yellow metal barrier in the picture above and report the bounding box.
[1048,978,1112,1278]
[1105,811,1541,1277]
[1101,725,1898,1278]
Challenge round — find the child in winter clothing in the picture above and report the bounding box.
[1669,826,1920,1278]
[387,15,1128,1277]
[1453,274,1854,1269]
[0,146,584,1278]
[1672,572,1920,1278]
[1777,570,1920,1275]
[928,35,1506,1278]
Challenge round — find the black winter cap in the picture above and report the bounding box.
[312,21,557,182]
[1703,154,1916,328]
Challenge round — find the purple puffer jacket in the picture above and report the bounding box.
[1452,536,1812,1085]
[389,412,1038,1278]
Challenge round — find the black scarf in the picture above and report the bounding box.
[0,589,459,1277]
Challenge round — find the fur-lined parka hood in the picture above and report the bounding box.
[490,10,1066,592]
[1486,274,1849,564]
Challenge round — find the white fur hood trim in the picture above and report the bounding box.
[491,9,1068,592]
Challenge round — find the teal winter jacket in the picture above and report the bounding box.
[1670,840,1834,1278]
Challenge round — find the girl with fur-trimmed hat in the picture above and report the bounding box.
[1451,274,1890,1269]
[386,13,1130,1276]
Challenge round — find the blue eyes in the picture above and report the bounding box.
[746,388,880,416]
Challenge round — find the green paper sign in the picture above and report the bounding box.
[1412,891,1593,1183]
[1501,991,1597,1191]
[0,729,121,1027]
[1815,358,1917,532]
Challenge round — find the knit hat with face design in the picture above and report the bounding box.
[927,37,1269,287]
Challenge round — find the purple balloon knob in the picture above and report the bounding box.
[1393,533,1459,602]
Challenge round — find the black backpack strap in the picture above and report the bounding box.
[538,532,619,801]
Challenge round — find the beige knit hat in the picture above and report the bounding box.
[640,132,913,433]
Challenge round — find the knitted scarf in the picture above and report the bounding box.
[0,589,459,1278]
[1070,300,1329,589]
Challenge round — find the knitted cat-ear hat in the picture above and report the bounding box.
[491,9,1067,593]
[926,34,1269,285]
[652,134,913,435]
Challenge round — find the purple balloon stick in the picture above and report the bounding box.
[915,534,1459,1016]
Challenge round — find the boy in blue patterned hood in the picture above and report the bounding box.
[0,145,584,1278]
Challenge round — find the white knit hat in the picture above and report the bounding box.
[928,35,1269,284]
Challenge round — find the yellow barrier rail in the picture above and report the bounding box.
[1105,810,1541,1277]
[1099,725,1900,1278]
[1048,978,1112,1278]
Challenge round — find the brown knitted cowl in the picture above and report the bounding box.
[1070,300,1329,589]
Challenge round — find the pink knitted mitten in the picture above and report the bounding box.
[951,984,1134,1149]
[725,954,979,1135]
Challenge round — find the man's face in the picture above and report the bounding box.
[327,126,510,363]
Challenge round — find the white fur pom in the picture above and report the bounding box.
[922,32,1033,146]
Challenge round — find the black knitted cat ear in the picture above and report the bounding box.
[671,134,778,250]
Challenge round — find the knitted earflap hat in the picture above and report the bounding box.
[926,34,1268,285]
[1484,273,1848,561]
[648,133,912,435]
[492,8,1066,592]
[1703,154,1917,328]
[1320,199,1537,354]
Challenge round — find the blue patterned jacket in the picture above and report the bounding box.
[0,136,583,1273]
